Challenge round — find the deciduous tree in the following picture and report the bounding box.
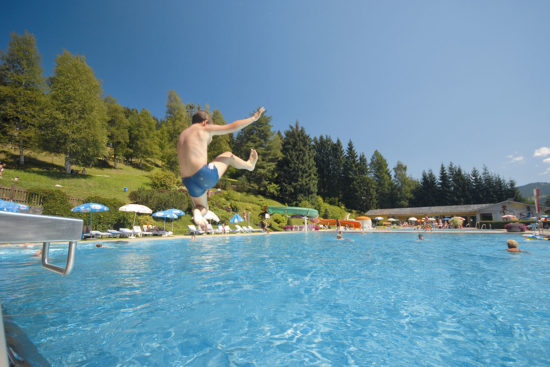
[104,96,129,168]
[0,31,45,166]
[41,50,107,173]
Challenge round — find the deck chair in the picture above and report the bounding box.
[108,229,121,238]
[141,225,153,236]
[187,225,204,235]
[235,225,248,233]
[247,226,262,233]
[205,223,215,235]
[119,228,134,238]
[133,226,152,237]
[90,230,112,238]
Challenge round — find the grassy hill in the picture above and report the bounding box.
[1,148,349,234]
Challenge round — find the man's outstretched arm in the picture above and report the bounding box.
[207,107,265,135]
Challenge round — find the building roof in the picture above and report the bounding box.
[366,204,492,217]
[366,200,548,218]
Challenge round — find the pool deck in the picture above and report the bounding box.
[2,228,542,248]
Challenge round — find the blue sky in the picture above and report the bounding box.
[2,0,550,185]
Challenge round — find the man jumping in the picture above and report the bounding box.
[177,107,265,229]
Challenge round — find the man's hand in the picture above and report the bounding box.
[252,107,266,121]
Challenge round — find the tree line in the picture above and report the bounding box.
[0,31,522,213]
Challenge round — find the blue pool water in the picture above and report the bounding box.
[1,232,550,366]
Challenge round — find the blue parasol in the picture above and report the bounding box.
[71,203,109,231]
[230,213,245,223]
[164,208,185,217]
[153,210,180,230]
[0,199,29,213]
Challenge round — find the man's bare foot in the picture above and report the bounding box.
[193,211,208,230]
[247,149,258,171]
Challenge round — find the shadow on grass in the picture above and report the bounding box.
[1,149,62,171]
[30,169,93,180]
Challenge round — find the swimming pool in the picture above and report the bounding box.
[1,232,549,366]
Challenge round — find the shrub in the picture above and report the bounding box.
[28,189,72,217]
[448,217,464,229]
[479,221,535,230]
[504,223,528,232]
[269,213,287,231]
[129,187,190,213]
[148,170,179,190]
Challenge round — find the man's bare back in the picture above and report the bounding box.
[177,124,212,178]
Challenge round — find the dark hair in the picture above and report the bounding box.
[192,110,213,125]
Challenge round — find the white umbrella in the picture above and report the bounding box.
[119,204,152,227]
[203,210,220,222]
[388,218,398,222]
[408,217,418,221]
[375,216,384,221]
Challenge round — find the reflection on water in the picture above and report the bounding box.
[0,233,549,366]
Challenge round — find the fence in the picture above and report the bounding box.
[0,185,82,208]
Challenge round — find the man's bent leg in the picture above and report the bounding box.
[211,149,258,178]
[191,194,209,230]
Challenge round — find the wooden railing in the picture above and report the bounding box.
[0,185,82,208]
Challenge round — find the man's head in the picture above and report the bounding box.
[192,110,213,125]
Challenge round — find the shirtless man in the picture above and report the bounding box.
[177,107,265,228]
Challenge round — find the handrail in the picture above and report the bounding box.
[0,211,83,366]
[0,211,83,276]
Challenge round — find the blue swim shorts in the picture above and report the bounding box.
[182,163,219,197]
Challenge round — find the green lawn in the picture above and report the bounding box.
[1,149,152,202]
[1,148,347,234]
[0,148,286,233]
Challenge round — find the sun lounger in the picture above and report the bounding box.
[108,229,121,238]
[82,232,95,240]
[90,230,112,238]
[119,228,134,238]
[140,225,153,236]
[205,224,215,235]
[247,226,262,233]
[187,225,204,235]
[235,225,249,233]
[133,226,152,237]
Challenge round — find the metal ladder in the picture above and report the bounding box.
[0,211,83,366]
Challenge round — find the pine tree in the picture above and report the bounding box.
[276,122,318,205]
[233,111,281,197]
[207,109,231,162]
[437,164,452,205]
[313,135,333,199]
[481,166,496,203]
[469,167,483,203]
[330,138,345,203]
[393,161,418,208]
[370,150,394,208]
[414,170,438,206]
[342,140,359,208]
[0,31,45,166]
[41,50,107,173]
